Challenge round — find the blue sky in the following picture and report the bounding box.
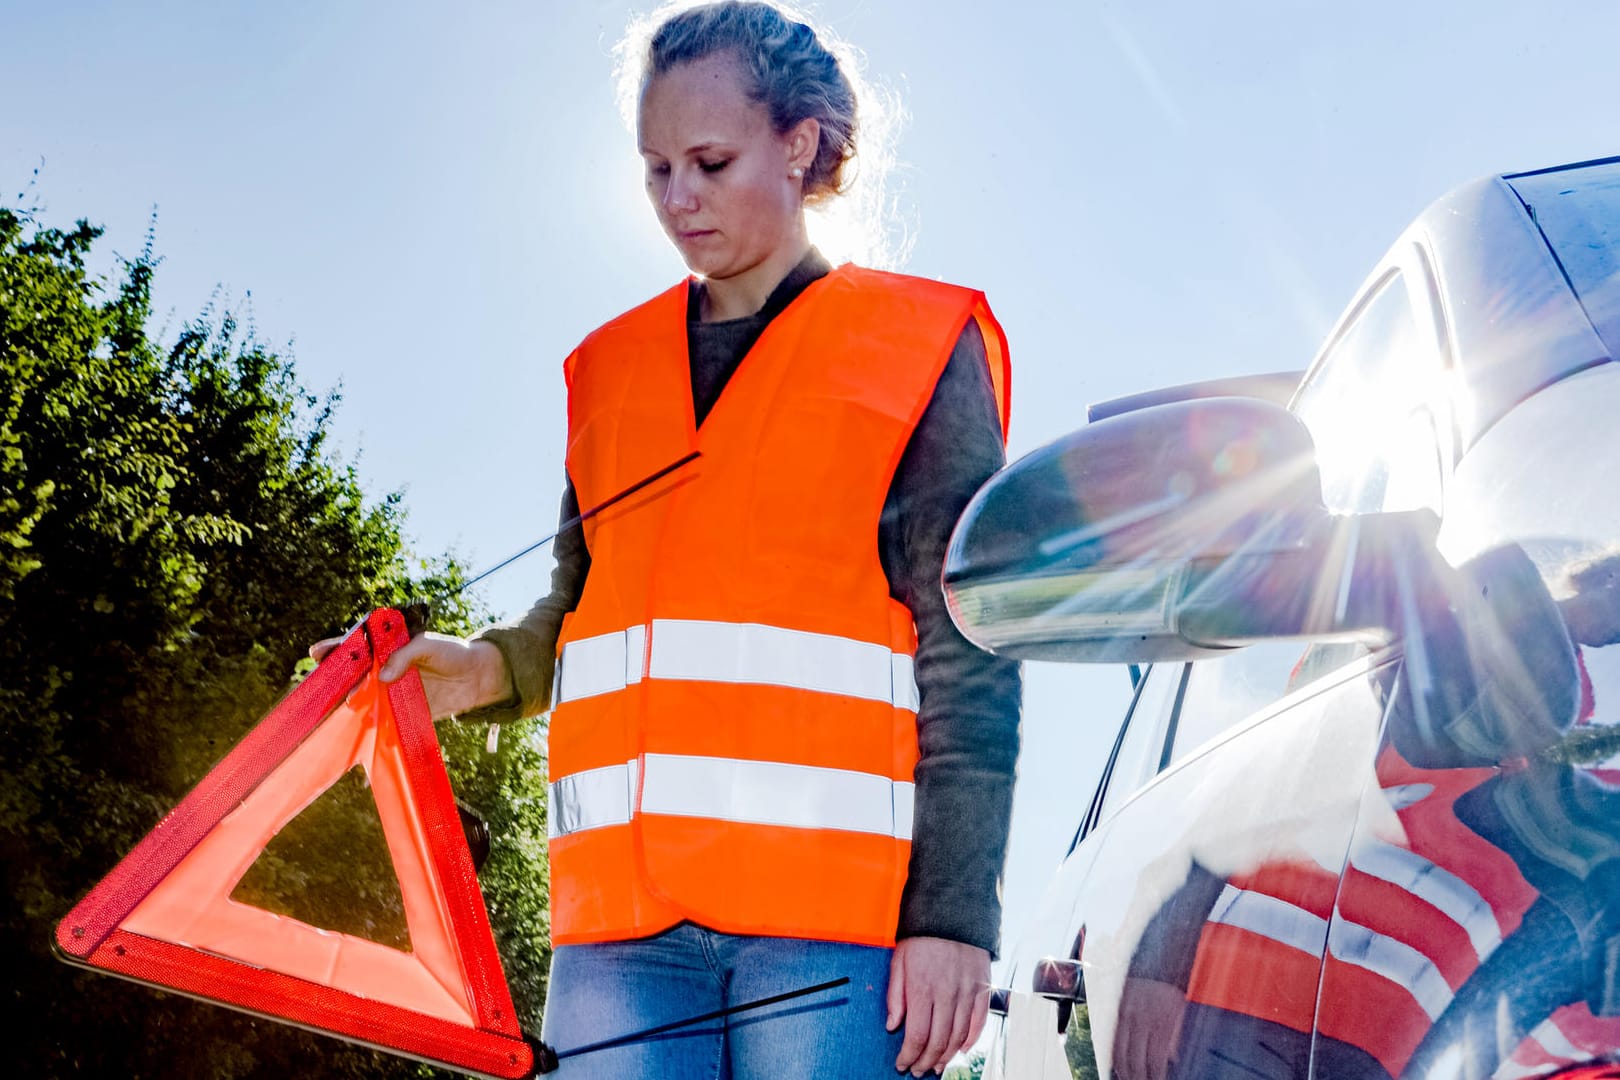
[8,0,1620,988]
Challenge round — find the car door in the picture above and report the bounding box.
[994,651,1404,1080]
[990,643,1398,1080]
[988,665,1174,1080]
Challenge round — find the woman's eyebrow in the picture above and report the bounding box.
[638,140,724,156]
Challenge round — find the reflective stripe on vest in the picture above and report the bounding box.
[547,759,639,838]
[1208,883,1328,956]
[555,619,920,710]
[549,754,915,841]
[1207,884,1454,1021]
[1327,918,1453,1022]
[1347,838,1501,960]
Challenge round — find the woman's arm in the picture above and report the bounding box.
[882,318,1023,1075]
[339,481,587,723]
[887,318,1023,954]
[459,481,590,723]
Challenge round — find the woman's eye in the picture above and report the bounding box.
[699,159,730,174]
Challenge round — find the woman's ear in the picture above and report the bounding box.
[786,117,821,177]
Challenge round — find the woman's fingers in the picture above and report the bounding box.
[308,636,344,662]
[890,936,990,1075]
[378,633,441,683]
[385,635,512,719]
[308,631,511,720]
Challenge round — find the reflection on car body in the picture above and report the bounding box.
[945,156,1620,1079]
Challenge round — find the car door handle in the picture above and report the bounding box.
[1031,956,1086,1003]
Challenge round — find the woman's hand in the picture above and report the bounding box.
[886,936,991,1076]
[309,632,513,721]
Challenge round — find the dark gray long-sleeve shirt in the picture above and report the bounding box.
[472,251,1021,954]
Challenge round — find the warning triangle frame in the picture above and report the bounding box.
[55,608,535,1080]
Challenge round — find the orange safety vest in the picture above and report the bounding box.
[1185,746,1540,1077]
[544,265,1010,948]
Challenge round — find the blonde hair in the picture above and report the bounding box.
[615,0,910,268]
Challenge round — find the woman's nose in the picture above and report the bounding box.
[663,168,699,213]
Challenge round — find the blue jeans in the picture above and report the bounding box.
[539,923,907,1078]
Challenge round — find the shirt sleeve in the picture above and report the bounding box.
[463,481,589,724]
[885,318,1023,957]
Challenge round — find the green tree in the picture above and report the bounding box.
[943,1048,987,1079]
[1,206,549,1077]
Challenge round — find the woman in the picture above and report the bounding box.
[362,3,1021,1075]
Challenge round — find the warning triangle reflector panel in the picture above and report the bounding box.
[55,609,534,1080]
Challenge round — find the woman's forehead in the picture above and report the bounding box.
[637,53,772,153]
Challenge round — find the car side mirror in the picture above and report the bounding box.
[943,397,1434,662]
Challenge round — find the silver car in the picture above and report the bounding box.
[946,156,1620,1080]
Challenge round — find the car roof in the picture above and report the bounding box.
[1296,162,1616,451]
[1503,155,1620,362]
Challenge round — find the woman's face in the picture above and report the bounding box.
[637,52,815,286]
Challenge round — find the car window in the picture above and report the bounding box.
[1293,270,1445,516]
[1094,663,1183,825]
[1165,641,1312,766]
[1285,270,1447,686]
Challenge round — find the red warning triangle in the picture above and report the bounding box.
[55,608,535,1080]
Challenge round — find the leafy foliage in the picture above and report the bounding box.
[0,207,550,1077]
[1066,1004,1100,1080]
[1542,717,1620,768]
[938,1005,1098,1079]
